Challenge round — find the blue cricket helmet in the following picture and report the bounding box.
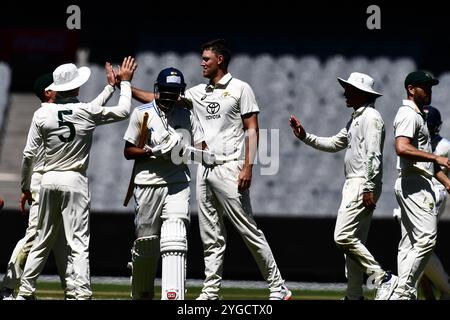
[424,105,442,135]
[155,67,186,93]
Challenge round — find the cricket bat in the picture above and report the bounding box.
[123,112,149,206]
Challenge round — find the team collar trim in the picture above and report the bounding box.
[402,99,423,115]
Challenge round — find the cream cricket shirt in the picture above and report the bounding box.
[303,103,385,192]
[31,85,116,175]
[394,99,434,177]
[21,83,130,190]
[123,101,204,186]
[184,73,260,162]
[32,145,45,174]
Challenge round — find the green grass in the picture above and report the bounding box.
[31,280,438,300]
[32,281,377,300]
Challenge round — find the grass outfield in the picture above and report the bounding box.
[32,281,377,300]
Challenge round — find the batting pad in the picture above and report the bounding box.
[160,219,187,300]
[131,235,160,299]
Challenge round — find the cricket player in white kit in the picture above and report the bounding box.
[185,39,290,300]
[1,70,122,300]
[290,72,398,300]
[394,105,450,299]
[423,106,450,299]
[1,74,74,300]
[391,71,450,300]
[126,40,290,300]
[123,67,208,300]
[16,57,137,300]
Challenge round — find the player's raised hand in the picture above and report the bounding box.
[289,115,306,140]
[117,56,138,82]
[105,62,117,87]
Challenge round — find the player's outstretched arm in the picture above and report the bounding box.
[291,114,347,152]
[129,88,192,107]
[88,62,117,107]
[131,87,154,104]
[114,60,154,104]
[435,168,450,194]
[396,136,449,166]
[92,56,137,123]
[289,115,306,140]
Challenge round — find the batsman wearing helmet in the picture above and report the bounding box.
[123,67,208,300]
[127,40,291,301]
[290,72,397,300]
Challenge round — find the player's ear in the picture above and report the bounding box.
[217,54,224,66]
[406,84,415,96]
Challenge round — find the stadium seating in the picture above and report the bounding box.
[78,53,450,218]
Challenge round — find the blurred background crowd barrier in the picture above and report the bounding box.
[80,53,450,218]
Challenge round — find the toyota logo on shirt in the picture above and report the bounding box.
[207,102,220,114]
[206,102,221,120]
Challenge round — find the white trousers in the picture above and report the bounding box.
[393,175,438,300]
[334,178,384,299]
[134,182,190,238]
[2,173,73,294]
[18,171,91,299]
[422,186,450,295]
[197,161,284,296]
[133,182,190,300]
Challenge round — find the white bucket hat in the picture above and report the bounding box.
[46,63,91,92]
[337,72,382,97]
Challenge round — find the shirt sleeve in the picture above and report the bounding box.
[90,81,131,125]
[184,88,204,122]
[89,85,115,107]
[21,111,43,190]
[394,108,417,138]
[302,127,348,152]
[362,113,385,192]
[123,108,141,146]
[240,82,260,115]
[184,88,193,102]
[190,110,204,145]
